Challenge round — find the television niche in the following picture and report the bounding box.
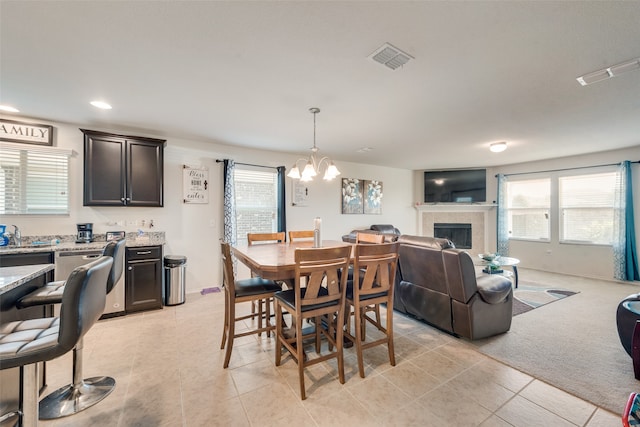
[424,169,487,203]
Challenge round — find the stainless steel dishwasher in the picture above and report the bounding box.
[54,249,125,317]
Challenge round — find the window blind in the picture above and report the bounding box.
[559,172,616,244]
[0,142,71,215]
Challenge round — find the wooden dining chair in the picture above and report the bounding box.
[219,242,282,368]
[354,232,385,332]
[247,232,285,245]
[345,242,399,378]
[355,232,384,244]
[288,230,315,242]
[274,245,351,400]
[246,232,286,316]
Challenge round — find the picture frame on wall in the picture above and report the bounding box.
[341,178,363,214]
[364,180,383,214]
[0,118,53,146]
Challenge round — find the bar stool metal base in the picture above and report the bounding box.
[38,376,115,420]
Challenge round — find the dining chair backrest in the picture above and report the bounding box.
[294,246,351,313]
[220,242,237,293]
[352,242,399,300]
[247,232,285,245]
[288,230,315,242]
[101,238,126,294]
[355,232,384,244]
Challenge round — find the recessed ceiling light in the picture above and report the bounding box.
[0,105,20,113]
[90,100,112,110]
[490,142,508,153]
[356,147,374,153]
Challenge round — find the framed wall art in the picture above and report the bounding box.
[0,118,53,146]
[183,165,209,204]
[341,178,363,214]
[364,180,383,214]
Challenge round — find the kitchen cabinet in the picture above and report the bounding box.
[125,245,163,313]
[81,129,166,207]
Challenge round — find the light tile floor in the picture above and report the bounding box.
[36,290,620,427]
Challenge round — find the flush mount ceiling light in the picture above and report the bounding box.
[90,100,112,110]
[368,42,413,71]
[577,57,640,86]
[0,105,20,113]
[287,108,341,182]
[490,142,508,153]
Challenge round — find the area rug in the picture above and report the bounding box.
[512,284,578,316]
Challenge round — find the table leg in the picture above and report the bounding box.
[512,265,519,288]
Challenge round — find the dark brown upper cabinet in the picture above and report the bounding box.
[81,129,166,207]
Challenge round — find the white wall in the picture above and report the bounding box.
[2,116,415,293]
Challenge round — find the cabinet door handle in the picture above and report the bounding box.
[126,197,131,201]
[136,251,152,255]
[128,266,133,270]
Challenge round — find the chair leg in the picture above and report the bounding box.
[220,291,230,350]
[336,309,346,385]
[354,304,366,378]
[39,338,116,419]
[275,300,283,366]
[223,301,236,368]
[386,303,395,367]
[294,314,306,400]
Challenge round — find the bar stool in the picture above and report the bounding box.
[16,238,126,420]
[0,256,113,427]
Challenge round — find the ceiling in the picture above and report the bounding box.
[2,1,640,170]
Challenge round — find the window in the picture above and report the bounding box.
[0,143,70,215]
[234,166,280,243]
[505,178,550,240]
[559,171,616,244]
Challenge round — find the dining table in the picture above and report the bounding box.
[231,239,352,282]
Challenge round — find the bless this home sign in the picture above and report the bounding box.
[0,118,54,146]
[183,165,209,204]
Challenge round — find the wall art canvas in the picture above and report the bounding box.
[364,180,383,214]
[341,178,363,214]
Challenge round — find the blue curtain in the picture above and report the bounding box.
[614,161,639,281]
[222,159,237,247]
[496,174,510,256]
[276,166,287,234]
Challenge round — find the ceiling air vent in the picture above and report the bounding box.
[369,43,413,71]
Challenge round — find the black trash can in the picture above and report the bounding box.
[164,255,187,306]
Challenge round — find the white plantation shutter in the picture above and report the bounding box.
[559,171,616,244]
[506,178,551,240]
[0,142,71,215]
[233,166,279,242]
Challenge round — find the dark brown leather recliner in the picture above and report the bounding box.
[394,235,513,340]
[442,248,513,340]
[342,224,401,243]
[394,235,456,333]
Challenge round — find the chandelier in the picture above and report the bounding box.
[287,108,341,182]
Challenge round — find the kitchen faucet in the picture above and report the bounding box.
[11,225,21,246]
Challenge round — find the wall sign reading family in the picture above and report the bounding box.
[341,178,383,214]
[0,118,53,146]
[183,165,209,204]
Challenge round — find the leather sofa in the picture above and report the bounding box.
[394,235,513,340]
[342,224,401,243]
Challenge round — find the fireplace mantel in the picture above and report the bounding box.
[415,203,497,212]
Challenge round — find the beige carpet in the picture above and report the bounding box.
[471,268,640,415]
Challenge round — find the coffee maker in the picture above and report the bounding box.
[76,223,94,243]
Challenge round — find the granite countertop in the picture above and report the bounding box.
[0,232,166,255]
[0,264,55,295]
